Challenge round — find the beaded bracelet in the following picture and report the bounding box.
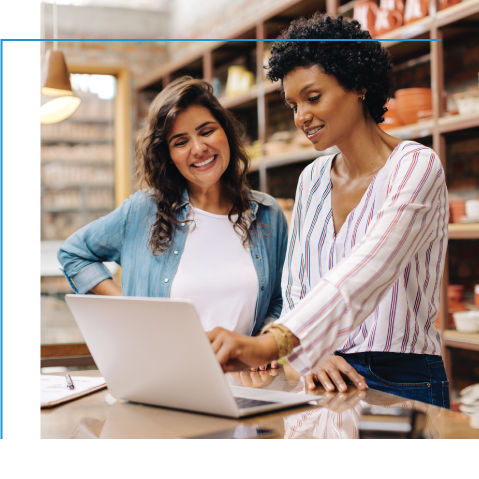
[261,323,296,359]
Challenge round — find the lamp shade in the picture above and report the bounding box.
[40,96,81,124]
[41,50,73,96]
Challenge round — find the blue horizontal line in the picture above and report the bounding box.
[2,38,441,42]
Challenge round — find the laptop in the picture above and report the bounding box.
[65,294,314,418]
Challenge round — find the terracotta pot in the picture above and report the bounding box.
[375,9,403,36]
[449,199,466,223]
[380,98,403,129]
[354,1,379,37]
[380,0,404,11]
[395,88,432,125]
[404,0,429,24]
[448,285,464,303]
[440,0,461,9]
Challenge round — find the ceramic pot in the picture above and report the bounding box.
[403,0,429,24]
[440,0,461,9]
[380,0,404,11]
[380,98,403,130]
[354,1,379,37]
[449,199,466,223]
[395,88,432,125]
[375,9,403,36]
[448,285,464,303]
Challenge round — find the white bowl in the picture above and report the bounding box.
[453,311,479,333]
[465,200,479,219]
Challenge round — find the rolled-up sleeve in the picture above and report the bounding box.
[58,197,132,294]
[278,150,448,374]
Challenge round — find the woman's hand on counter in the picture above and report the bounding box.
[207,327,279,372]
[90,279,122,296]
[305,354,368,392]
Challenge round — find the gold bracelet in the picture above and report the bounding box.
[261,323,296,359]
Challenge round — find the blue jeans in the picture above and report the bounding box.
[335,351,450,409]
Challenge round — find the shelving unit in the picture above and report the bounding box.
[137,0,479,392]
[41,90,116,242]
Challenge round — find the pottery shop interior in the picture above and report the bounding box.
[40,0,479,414]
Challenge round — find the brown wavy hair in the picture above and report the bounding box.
[135,76,255,255]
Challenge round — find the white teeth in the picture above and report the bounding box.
[307,126,324,137]
[193,155,215,168]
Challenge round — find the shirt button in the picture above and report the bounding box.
[261,286,265,291]
[181,223,186,227]
[255,255,260,259]
[164,278,169,283]
[174,251,178,255]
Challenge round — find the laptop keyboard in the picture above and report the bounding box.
[234,397,278,409]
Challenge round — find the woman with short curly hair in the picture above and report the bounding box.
[208,14,450,408]
[58,76,288,352]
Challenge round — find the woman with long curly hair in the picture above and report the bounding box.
[207,13,450,408]
[58,76,288,352]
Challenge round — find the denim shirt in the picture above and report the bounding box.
[58,189,288,336]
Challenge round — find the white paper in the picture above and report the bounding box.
[41,375,106,406]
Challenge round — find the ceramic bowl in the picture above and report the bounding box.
[465,200,479,219]
[453,311,479,333]
[395,88,432,125]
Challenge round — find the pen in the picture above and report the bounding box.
[65,374,75,390]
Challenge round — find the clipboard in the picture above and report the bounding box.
[41,375,107,408]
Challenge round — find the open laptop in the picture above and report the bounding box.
[65,294,314,418]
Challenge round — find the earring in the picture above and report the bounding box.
[360,94,366,100]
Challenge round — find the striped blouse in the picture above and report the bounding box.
[277,141,449,374]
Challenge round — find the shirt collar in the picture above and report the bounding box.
[175,188,271,220]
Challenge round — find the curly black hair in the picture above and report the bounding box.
[266,13,392,124]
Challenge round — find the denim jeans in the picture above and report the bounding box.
[335,351,450,409]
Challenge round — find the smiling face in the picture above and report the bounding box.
[167,104,231,192]
[283,64,366,151]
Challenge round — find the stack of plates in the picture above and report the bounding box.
[459,384,479,428]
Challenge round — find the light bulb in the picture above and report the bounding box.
[40,96,81,124]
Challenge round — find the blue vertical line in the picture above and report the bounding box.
[1,39,3,440]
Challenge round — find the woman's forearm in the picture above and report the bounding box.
[90,279,122,296]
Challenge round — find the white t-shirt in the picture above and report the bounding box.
[170,206,258,335]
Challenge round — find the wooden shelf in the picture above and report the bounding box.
[382,120,434,140]
[448,223,479,239]
[248,146,338,172]
[41,161,114,167]
[219,81,281,109]
[42,207,112,213]
[41,139,113,145]
[382,113,479,140]
[377,16,433,48]
[438,113,479,134]
[443,330,479,351]
[42,183,114,190]
[436,0,479,27]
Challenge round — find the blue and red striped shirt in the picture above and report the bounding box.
[278,141,449,374]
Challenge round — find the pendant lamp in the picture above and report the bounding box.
[40,1,81,124]
[41,50,75,97]
[40,96,82,124]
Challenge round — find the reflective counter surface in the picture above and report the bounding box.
[41,365,479,439]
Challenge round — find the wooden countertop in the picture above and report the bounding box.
[41,365,479,439]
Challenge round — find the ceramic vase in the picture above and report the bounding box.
[354,1,379,37]
[403,0,429,24]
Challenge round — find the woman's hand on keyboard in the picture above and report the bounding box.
[207,327,279,372]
